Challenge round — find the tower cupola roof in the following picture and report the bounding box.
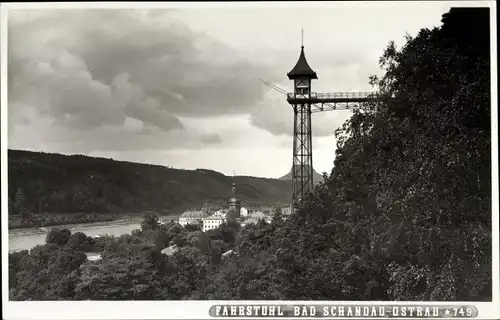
[287,46,318,80]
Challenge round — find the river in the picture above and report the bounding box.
[8,220,143,253]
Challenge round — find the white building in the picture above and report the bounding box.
[240,207,248,217]
[281,206,292,216]
[178,210,209,227]
[202,215,225,232]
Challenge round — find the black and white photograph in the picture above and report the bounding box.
[1,1,498,319]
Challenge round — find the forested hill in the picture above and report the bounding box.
[7,149,292,216]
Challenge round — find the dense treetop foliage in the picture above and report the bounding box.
[9,8,492,301]
[8,150,292,227]
[9,213,243,300]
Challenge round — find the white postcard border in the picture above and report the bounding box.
[1,1,498,320]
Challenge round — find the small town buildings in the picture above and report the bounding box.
[214,209,228,218]
[202,215,225,232]
[240,217,261,227]
[178,210,209,227]
[249,210,273,223]
[240,210,274,227]
[281,206,292,216]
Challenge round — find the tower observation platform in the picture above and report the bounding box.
[286,91,378,113]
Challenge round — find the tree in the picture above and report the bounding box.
[185,223,202,232]
[187,231,213,256]
[171,232,188,247]
[140,212,160,231]
[8,250,29,289]
[152,229,172,250]
[206,222,239,247]
[325,7,490,301]
[164,247,211,299]
[67,232,96,252]
[365,7,490,301]
[75,256,164,300]
[46,228,72,246]
[15,188,30,221]
[271,207,284,228]
[9,244,86,300]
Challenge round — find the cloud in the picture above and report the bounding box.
[7,8,387,153]
[200,133,222,144]
[6,6,451,178]
[7,9,277,153]
[9,112,216,154]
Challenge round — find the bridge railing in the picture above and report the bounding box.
[317,92,377,99]
[287,92,378,100]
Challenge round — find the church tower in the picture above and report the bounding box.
[227,172,241,222]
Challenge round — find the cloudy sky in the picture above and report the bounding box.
[6,2,454,178]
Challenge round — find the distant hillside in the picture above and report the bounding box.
[7,150,292,218]
[279,165,325,185]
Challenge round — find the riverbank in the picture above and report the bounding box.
[8,217,143,237]
[9,215,179,237]
[8,212,146,230]
[9,219,151,253]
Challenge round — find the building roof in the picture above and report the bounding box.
[222,250,234,258]
[161,245,179,256]
[250,211,268,219]
[213,211,227,218]
[287,46,318,80]
[203,215,225,220]
[180,210,209,219]
[85,252,102,261]
[242,218,260,225]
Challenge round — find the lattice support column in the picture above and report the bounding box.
[292,103,313,209]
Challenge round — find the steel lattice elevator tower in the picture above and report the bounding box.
[262,41,378,212]
[286,45,318,208]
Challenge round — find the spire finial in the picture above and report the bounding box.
[301,28,304,48]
